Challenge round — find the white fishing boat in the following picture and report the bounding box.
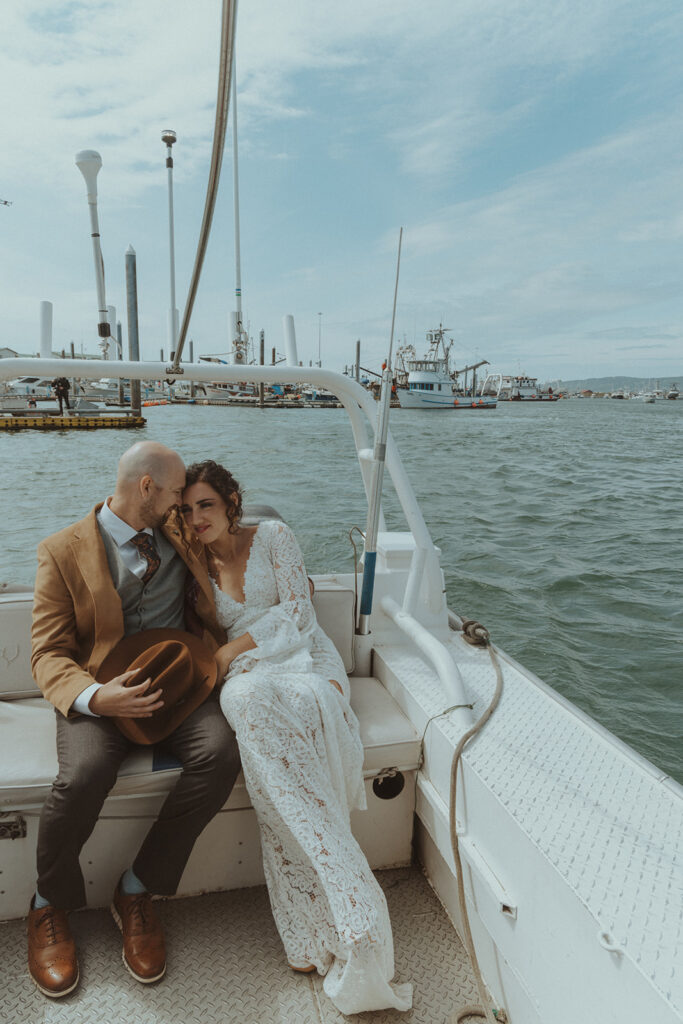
[1,7,680,1024]
[481,373,559,402]
[203,379,256,400]
[301,384,338,403]
[398,327,497,410]
[5,375,55,399]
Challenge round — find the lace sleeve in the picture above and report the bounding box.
[231,522,317,672]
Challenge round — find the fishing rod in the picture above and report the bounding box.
[357,227,403,635]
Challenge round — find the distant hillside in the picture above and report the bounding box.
[554,374,682,392]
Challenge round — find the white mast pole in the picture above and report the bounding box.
[231,56,245,365]
[162,129,179,360]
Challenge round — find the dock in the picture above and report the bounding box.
[0,413,146,431]
[174,398,345,409]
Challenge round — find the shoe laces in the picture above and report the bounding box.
[126,893,155,935]
[37,908,68,945]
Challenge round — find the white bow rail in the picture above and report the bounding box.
[1,356,437,620]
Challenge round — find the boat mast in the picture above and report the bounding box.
[231,57,247,366]
[162,129,179,360]
[170,0,237,374]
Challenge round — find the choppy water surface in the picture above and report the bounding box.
[2,398,681,782]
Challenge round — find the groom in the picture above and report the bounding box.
[28,441,240,998]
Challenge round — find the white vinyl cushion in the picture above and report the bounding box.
[0,678,421,810]
[0,582,355,699]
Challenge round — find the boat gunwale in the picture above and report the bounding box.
[446,610,681,795]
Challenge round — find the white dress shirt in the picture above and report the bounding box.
[72,500,155,717]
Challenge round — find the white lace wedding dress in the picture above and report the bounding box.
[214,519,412,1015]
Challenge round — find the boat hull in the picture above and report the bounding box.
[398,391,497,410]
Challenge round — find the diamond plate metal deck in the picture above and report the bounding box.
[375,637,683,1018]
[0,867,477,1024]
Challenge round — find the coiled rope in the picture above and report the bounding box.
[448,621,508,1024]
[171,0,238,372]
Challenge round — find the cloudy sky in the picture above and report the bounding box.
[2,0,683,381]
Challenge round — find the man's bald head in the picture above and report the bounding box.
[110,442,186,529]
[116,442,185,488]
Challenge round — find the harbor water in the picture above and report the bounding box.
[2,397,681,783]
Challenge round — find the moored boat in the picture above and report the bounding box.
[397,327,496,410]
[481,372,559,402]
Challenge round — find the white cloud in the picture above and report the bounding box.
[2,0,683,378]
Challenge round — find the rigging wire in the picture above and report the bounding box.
[170,0,238,373]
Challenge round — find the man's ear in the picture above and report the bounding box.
[139,474,153,497]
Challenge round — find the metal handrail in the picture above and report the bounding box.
[380,596,471,713]
[0,356,437,612]
[1,360,431,506]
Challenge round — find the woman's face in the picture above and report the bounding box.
[181,481,230,545]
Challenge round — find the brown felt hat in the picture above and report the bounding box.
[96,629,217,744]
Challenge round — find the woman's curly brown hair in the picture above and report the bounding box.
[184,460,243,534]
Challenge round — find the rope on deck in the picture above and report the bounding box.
[448,621,508,1024]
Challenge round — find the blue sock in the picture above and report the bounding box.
[121,868,147,895]
[34,890,50,909]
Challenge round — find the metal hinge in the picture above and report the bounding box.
[0,812,27,840]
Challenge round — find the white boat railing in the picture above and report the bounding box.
[381,596,471,715]
[0,356,439,621]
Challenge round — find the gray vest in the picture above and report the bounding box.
[98,525,186,636]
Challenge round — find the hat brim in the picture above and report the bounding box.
[96,628,218,744]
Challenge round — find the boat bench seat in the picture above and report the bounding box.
[0,585,421,918]
[0,584,422,811]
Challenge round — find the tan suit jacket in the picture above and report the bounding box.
[31,503,223,717]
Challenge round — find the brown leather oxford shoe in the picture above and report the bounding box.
[27,899,79,998]
[111,879,166,983]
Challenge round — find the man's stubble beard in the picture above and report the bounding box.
[139,496,168,530]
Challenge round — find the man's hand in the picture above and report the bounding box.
[89,670,164,718]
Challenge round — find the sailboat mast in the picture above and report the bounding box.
[231,58,245,364]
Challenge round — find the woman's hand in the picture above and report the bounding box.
[215,633,256,678]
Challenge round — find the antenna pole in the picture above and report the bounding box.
[358,227,403,634]
[231,55,246,365]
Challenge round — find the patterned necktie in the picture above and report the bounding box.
[130,532,161,585]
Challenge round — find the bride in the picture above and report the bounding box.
[181,460,412,1015]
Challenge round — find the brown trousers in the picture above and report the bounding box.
[37,694,240,909]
